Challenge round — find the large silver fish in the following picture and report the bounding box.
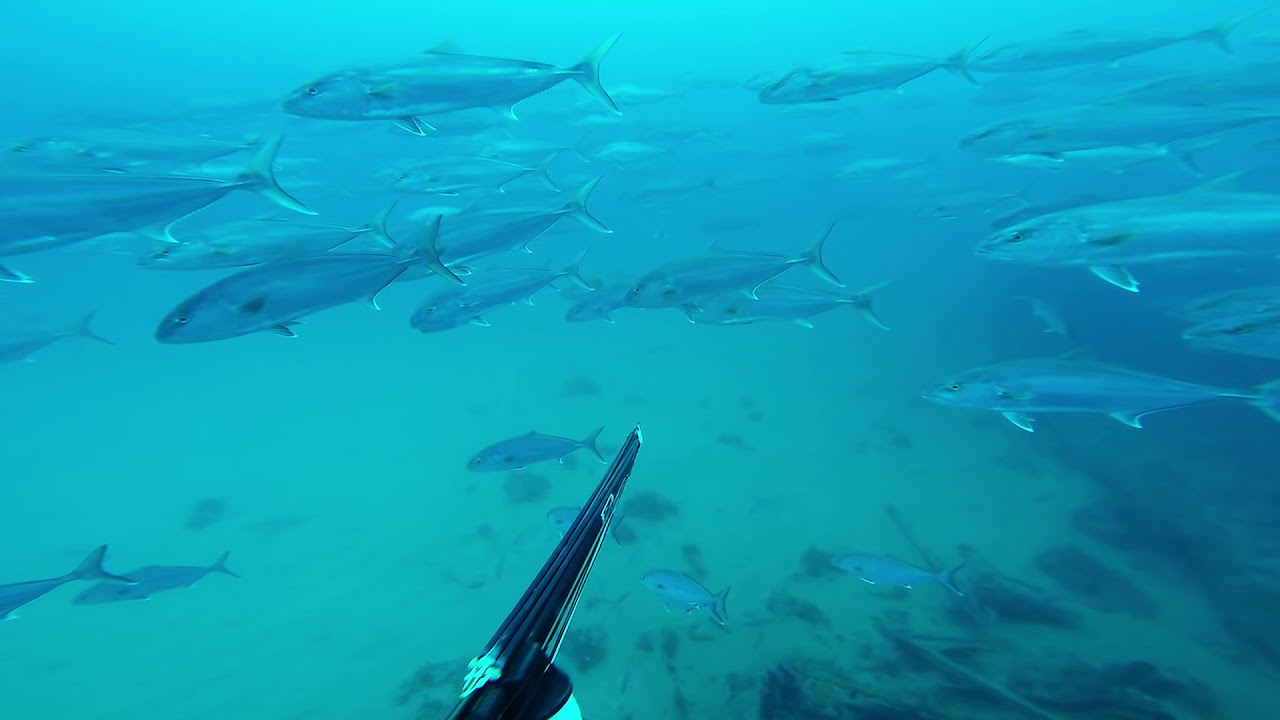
[383,152,562,195]
[974,177,1280,291]
[969,12,1255,74]
[625,225,844,309]
[959,104,1279,156]
[0,135,313,283]
[410,254,592,333]
[139,206,395,270]
[5,128,260,173]
[757,44,981,104]
[924,357,1277,431]
[282,35,622,135]
[155,215,459,344]
[680,282,891,329]
[434,177,610,270]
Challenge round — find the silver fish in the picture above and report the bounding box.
[757,44,981,104]
[411,255,592,333]
[640,570,729,625]
[384,152,562,195]
[0,136,313,283]
[468,428,605,472]
[1183,310,1280,359]
[924,357,1276,431]
[975,177,1280,292]
[139,206,394,270]
[155,214,459,344]
[1172,286,1280,323]
[626,224,844,309]
[435,178,610,269]
[73,552,239,604]
[282,35,622,135]
[680,282,891,329]
[969,13,1254,74]
[960,105,1279,156]
[5,129,260,172]
[831,554,963,595]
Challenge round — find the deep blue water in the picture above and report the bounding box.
[2,2,1280,718]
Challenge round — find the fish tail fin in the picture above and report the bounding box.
[710,587,730,625]
[0,262,33,284]
[239,135,316,215]
[528,150,564,192]
[560,248,597,290]
[1169,138,1219,178]
[396,214,462,284]
[1192,6,1265,52]
[361,201,398,248]
[944,36,987,86]
[938,563,965,596]
[848,280,893,330]
[582,426,606,463]
[563,177,612,233]
[1247,379,1280,422]
[72,545,134,585]
[798,222,845,287]
[211,551,241,578]
[71,311,116,346]
[570,34,622,114]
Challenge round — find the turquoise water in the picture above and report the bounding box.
[3,1,1280,718]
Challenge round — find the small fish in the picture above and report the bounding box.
[0,312,114,363]
[640,569,729,625]
[1,546,134,620]
[830,554,964,595]
[73,552,239,604]
[468,428,606,472]
[1020,296,1071,338]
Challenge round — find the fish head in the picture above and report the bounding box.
[137,241,222,269]
[959,118,1049,154]
[282,72,370,120]
[924,373,1012,410]
[155,291,240,344]
[1182,314,1277,354]
[757,70,833,104]
[974,218,1082,263]
[624,277,682,308]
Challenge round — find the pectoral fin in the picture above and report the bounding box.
[1002,411,1036,432]
[1108,410,1148,428]
[1089,265,1140,292]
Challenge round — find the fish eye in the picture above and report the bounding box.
[1009,232,1024,243]
[1229,324,1255,336]
[306,86,320,96]
[157,248,172,257]
[174,316,189,324]
[948,383,962,392]
[631,286,642,295]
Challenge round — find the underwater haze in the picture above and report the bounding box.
[3,1,1280,718]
